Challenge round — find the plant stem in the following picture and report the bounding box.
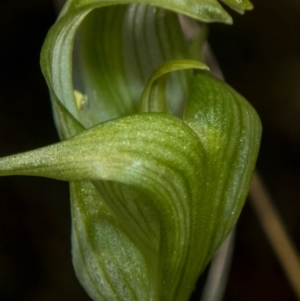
[200,229,235,301]
[249,171,300,300]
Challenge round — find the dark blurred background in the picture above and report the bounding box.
[0,0,299,300]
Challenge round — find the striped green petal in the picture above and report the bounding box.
[41,0,253,138]
[0,113,207,301]
[220,0,253,13]
[76,5,193,126]
[0,0,258,300]
[139,59,209,113]
[182,70,262,282]
[0,67,262,301]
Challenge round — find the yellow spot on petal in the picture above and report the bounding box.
[74,90,88,110]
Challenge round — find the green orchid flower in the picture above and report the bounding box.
[0,0,261,300]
